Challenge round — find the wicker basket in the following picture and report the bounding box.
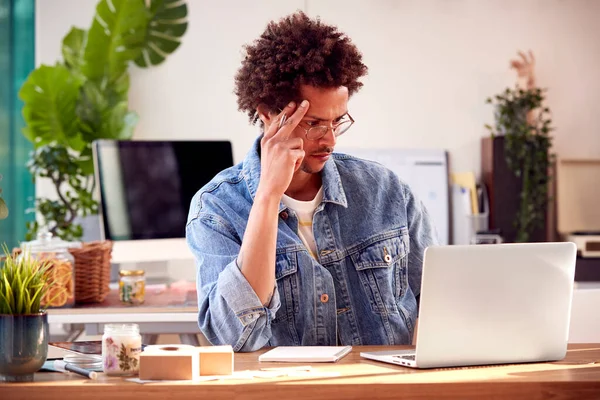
[68,241,113,304]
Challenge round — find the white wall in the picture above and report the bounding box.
[36,0,600,175]
[35,0,600,342]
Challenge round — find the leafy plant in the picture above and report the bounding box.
[0,174,7,220]
[485,86,556,242]
[25,145,97,241]
[19,0,188,241]
[0,245,55,315]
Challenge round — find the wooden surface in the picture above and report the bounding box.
[3,344,600,400]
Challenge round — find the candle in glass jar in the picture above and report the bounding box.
[102,323,142,376]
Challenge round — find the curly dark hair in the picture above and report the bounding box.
[234,11,368,124]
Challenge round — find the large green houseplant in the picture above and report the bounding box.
[19,0,188,241]
[0,247,53,382]
[485,86,555,242]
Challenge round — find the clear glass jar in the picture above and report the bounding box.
[119,270,145,305]
[102,323,142,376]
[20,231,80,308]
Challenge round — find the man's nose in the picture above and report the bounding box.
[320,126,337,146]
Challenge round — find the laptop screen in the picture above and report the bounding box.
[93,140,234,241]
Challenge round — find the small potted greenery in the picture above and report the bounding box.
[483,51,555,243]
[0,246,53,382]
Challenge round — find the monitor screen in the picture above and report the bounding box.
[93,140,234,241]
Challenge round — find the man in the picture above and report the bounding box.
[186,12,437,352]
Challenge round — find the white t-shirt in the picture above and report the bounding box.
[282,187,323,259]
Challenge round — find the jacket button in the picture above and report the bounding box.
[320,294,329,303]
[280,211,288,220]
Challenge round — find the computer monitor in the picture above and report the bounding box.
[92,140,234,264]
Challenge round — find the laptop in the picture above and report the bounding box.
[360,242,577,369]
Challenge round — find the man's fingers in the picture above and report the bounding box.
[290,149,305,172]
[275,100,310,141]
[264,101,296,140]
[287,137,303,150]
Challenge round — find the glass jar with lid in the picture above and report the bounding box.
[19,231,80,308]
[102,323,142,376]
[119,269,145,305]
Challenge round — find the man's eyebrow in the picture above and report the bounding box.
[304,111,348,121]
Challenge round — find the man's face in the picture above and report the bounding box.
[292,84,349,174]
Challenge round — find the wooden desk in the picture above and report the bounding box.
[3,344,600,400]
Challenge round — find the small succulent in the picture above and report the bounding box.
[0,174,7,220]
[0,245,54,315]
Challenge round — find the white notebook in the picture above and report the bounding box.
[258,346,352,363]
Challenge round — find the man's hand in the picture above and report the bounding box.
[237,100,310,305]
[257,100,310,199]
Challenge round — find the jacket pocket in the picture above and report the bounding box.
[350,228,409,314]
[270,248,301,345]
[273,249,300,321]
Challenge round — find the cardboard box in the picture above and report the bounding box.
[139,345,199,380]
[138,344,234,379]
[199,345,234,376]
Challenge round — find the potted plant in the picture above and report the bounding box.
[0,247,54,382]
[19,0,188,241]
[483,51,555,243]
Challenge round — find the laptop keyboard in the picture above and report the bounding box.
[396,354,416,361]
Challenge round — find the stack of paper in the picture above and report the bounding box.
[258,346,352,363]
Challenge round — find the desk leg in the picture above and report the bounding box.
[142,334,159,345]
[65,324,85,342]
[179,334,200,346]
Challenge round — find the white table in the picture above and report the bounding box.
[47,282,600,345]
[47,285,201,345]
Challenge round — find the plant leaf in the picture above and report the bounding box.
[62,27,87,74]
[29,283,46,313]
[106,102,139,139]
[17,276,26,314]
[77,79,138,141]
[83,0,150,83]
[18,64,82,150]
[0,197,8,219]
[0,290,13,315]
[3,274,14,314]
[134,0,188,67]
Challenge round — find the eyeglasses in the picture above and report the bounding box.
[277,109,355,141]
[298,113,355,141]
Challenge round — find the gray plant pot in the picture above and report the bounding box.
[0,313,49,382]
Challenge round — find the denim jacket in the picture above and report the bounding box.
[186,137,438,352]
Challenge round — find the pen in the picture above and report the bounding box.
[278,114,287,129]
[53,360,98,380]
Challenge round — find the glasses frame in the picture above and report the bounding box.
[298,113,355,141]
[276,109,355,141]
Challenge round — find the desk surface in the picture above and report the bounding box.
[50,286,197,314]
[47,286,198,325]
[3,344,600,400]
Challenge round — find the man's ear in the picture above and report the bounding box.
[256,104,275,127]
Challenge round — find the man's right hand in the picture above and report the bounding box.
[257,100,310,199]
